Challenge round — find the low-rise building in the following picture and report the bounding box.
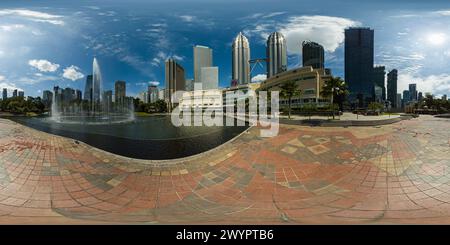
[258,66,331,108]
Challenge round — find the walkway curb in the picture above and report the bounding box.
[280,115,413,127]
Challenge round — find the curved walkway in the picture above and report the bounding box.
[0,116,449,224]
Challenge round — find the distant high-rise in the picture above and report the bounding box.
[232,32,250,85]
[18,91,24,98]
[103,90,113,109]
[92,58,102,103]
[12,89,18,98]
[372,66,386,100]
[403,90,410,106]
[266,32,287,78]
[408,83,417,102]
[302,41,324,69]
[42,90,53,108]
[2,88,7,100]
[75,90,82,101]
[418,92,423,101]
[115,80,126,103]
[345,27,374,104]
[165,58,186,111]
[84,75,93,101]
[396,93,402,108]
[200,67,219,90]
[148,85,159,103]
[443,94,448,101]
[193,45,213,84]
[387,69,398,108]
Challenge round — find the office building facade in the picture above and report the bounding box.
[115,80,126,103]
[165,58,186,111]
[2,88,7,100]
[84,75,93,101]
[302,41,324,69]
[409,83,417,102]
[387,69,398,108]
[200,67,219,90]
[148,85,159,103]
[344,27,374,104]
[193,45,213,84]
[372,66,386,100]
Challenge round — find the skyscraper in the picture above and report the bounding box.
[193,45,213,84]
[266,32,287,78]
[84,75,93,101]
[372,66,386,100]
[302,41,324,69]
[387,69,398,108]
[18,91,24,98]
[12,89,18,98]
[232,32,250,85]
[409,83,417,101]
[75,90,82,101]
[115,80,126,103]
[165,58,186,111]
[92,58,102,103]
[2,88,7,100]
[200,67,219,90]
[148,85,159,103]
[418,92,423,101]
[403,90,410,106]
[42,90,53,108]
[344,27,374,104]
[396,93,402,108]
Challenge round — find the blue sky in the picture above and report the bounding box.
[0,0,449,98]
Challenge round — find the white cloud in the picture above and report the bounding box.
[180,15,195,22]
[28,59,60,72]
[251,74,267,83]
[149,81,160,86]
[63,65,84,81]
[433,10,450,16]
[398,73,450,97]
[280,16,359,54]
[0,24,25,31]
[263,12,286,18]
[246,15,359,54]
[0,9,64,25]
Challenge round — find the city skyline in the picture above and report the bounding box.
[0,0,449,98]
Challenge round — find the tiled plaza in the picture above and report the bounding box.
[0,115,449,224]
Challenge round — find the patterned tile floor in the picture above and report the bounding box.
[0,115,449,224]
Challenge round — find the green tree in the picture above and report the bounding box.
[280,80,301,119]
[320,76,349,112]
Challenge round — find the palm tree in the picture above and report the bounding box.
[280,80,301,119]
[320,76,349,113]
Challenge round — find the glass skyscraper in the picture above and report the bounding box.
[372,66,386,101]
[302,41,324,69]
[387,69,398,108]
[84,75,93,101]
[266,32,287,78]
[232,32,250,85]
[345,27,374,105]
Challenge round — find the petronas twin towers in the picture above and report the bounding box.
[231,31,287,86]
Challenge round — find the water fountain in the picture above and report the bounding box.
[51,58,135,124]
